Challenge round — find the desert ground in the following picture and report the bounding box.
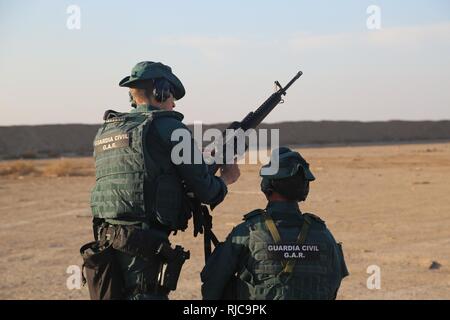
[0,142,449,300]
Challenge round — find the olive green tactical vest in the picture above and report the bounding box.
[234,211,337,300]
[90,110,190,230]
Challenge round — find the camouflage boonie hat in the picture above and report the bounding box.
[119,61,186,100]
[260,147,315,181]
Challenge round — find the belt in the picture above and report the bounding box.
[98,223,169,260]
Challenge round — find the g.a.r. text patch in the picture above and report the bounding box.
[94,133,130,153]
[267,243,321,261]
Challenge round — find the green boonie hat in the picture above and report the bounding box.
[119,61,186,100]
[260,147,315,181]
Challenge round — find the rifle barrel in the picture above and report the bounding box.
[280,71,303,94]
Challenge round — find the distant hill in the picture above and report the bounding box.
[1,120,450,160]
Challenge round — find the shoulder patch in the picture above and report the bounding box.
[103,109,128,122]
[243,209,265,221]
[303,213,326,225]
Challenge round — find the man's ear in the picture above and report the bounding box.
[128,91,137,108]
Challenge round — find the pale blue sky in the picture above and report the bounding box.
[0,0,449,125]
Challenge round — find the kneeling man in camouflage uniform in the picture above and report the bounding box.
[201,147,348,300]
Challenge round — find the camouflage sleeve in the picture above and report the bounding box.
[200,223,250,300]
[152,117,227,207]
[323,228,349,298]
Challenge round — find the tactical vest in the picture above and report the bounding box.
[90,109,191,231]
[234,210,338,300]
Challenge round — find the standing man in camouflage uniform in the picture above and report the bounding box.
[201,147,348,300]
[89,61,240,299]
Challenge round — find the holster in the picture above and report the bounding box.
[80,240,124,300]
[156,242,190,291]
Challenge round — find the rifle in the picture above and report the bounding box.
[192,71,303,262]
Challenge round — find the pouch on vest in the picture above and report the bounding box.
[154,174,191,230]
[253,276,285,300]
[223,263,256,300]
[80,241,124,300]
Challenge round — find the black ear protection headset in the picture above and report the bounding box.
[128,78,173,107]
[153,78,174,103]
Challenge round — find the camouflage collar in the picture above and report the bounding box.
[131,104,159,113]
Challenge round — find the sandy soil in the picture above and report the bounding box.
[0,142,449,300]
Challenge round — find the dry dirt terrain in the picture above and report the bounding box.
[0,142,449,300]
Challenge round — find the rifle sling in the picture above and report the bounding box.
[263,211,312,275]
[202,205,219,262]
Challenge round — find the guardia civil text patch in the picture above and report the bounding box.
[94,133,130,153]
[267,243,321,261]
